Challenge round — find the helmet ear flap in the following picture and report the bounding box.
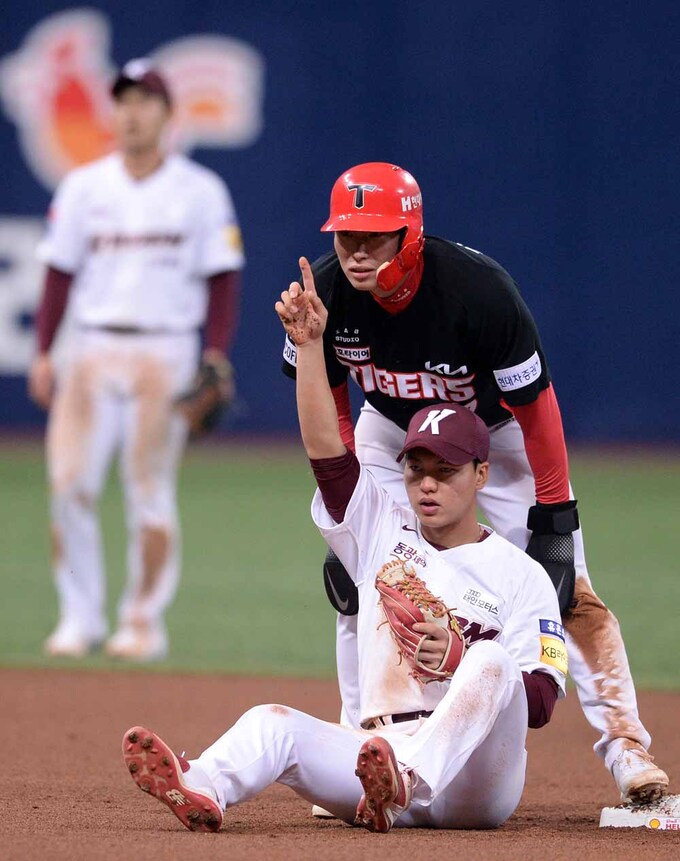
[376,233,424,293]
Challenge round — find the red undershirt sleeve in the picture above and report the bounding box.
[331,381,355,453]
[503,384,571,504]
[204,270,241,355]
[522,670,560,728]
[36,266,74,353]
[309,449,361,523]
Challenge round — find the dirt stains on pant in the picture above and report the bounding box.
[129,356,172,499]
[565,577,645,745]
[138,525,170,600]
[47,357,97,494]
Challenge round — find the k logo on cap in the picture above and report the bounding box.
[417,408,457,435]
[397,403,490,465]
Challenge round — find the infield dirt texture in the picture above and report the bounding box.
[2,442,679,859]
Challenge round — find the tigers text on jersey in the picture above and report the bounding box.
[38,152,245,331]
[283,237,550,429]
[311,466,567,727]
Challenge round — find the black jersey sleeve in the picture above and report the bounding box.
[280,252,349,389]
[468,262,550,407]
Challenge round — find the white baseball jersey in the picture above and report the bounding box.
[38,152,244,331]
[312,467,567,728]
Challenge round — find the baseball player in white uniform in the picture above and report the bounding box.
[118,258,566,835]
[28,60,244,660]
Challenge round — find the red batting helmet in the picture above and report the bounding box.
[321,163,424,291]
[321,162,423,246]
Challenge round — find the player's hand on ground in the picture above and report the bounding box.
[412,622,451,670]
[28,353,55,409]
[275,257,328,345]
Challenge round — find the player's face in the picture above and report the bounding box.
[113,87,171,155]
[403,450,489,537]
[334,230,402,294]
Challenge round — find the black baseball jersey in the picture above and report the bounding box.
[281,236,550,431]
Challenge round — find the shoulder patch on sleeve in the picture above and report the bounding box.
[540,619,565,642]
[540,636,568,675]
[493,351,542,392]
[224,225,243,253]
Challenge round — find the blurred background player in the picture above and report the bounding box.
[281,162,669,803]
[28,59,244,660]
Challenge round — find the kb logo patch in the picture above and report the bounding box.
[539,636,568,675]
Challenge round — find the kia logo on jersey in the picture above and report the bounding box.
[347,183,377,209]
[0,9,265,190]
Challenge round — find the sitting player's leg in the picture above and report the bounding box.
[123,706,370,830]
[392,640,529,829]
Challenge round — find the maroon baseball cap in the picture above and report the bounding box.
[397,404,490,465]
[111,59,172,105]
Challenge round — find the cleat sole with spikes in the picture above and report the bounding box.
[122,725,222,833]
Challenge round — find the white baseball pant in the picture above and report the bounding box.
[187,640,528,828]
[336,402,651,761]
[47,328,198,639]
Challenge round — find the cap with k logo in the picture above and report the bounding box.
[396,404,490,465]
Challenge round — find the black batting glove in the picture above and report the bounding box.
[526,500,579,617]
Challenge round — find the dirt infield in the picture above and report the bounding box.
[2,668,679,861]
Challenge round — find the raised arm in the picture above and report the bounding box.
[275,257,346,459]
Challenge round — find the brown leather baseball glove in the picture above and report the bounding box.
[376,559,465,683]
[176,357,234,435]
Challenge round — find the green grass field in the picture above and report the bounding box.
[1,441,678,688]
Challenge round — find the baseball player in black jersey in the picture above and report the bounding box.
[281,162,669,804]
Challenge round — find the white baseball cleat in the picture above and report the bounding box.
[610,744,669,804]
[354,737,412,833]
[105,622,168,662]
[123,726,222,832]
[44,620,104,658]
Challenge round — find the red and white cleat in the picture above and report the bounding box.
[354,737,412,833]
[122,725,222,832]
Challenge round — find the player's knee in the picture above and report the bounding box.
[239,704,292,737]
[245,703,290,720]
[571,578,609,614]
[52,483,98,516]
[463,640,514,677]
[126,481,176,526]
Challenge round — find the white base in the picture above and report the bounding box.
[600,795,680,830]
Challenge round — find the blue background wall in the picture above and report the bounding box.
[1,1,678,441]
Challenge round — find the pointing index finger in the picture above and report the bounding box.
[299,256,317,296]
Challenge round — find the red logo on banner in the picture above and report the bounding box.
[0,9,265,189]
